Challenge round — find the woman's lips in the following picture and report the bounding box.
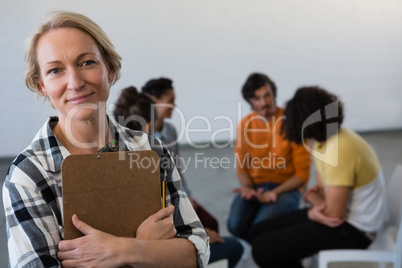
[68,93,94,104]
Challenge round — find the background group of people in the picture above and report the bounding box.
[3,10,388,268]
[112,72,387,268]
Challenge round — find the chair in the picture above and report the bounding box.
[318,164,402,268]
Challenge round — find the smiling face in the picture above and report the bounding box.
[249,84,277,118]
[37,27,114,122]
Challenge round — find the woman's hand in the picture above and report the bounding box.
[205,228,224,244]
[136,205,177,240]
[57,214,126,268]
[254,188,277,204]
[308,204,344,227]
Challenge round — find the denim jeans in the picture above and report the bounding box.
[209,236,244,268]
[227,182,301,242]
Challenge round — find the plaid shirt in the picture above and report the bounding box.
[3,117,210,268]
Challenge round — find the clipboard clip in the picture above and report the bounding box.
[97,139,119,153]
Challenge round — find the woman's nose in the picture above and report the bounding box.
[66,69,84,91]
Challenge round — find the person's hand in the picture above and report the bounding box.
[255,188,277,204]
[136,205,177,240]
[205,228,224,244]
[233,186,256,200]
[303,185,323,202]
[308,204,344,227]
[57,214,125,268]
[303,186,317,203]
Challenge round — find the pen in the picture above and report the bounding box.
[162,179,166,208]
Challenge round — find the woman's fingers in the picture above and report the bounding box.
[152,205,175,221]
[72,214,95,236]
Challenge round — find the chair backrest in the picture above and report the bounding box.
[394,216,402,268]
[368,165,402,251]
[387,164,402,228]
[387,165,402,268]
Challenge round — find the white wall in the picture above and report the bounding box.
[1,0,402,157]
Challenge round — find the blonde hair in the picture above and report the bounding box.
[24,11,122,100]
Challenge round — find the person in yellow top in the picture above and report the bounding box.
[227,73,311,241]
[251,86,387,267]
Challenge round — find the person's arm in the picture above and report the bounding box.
[304,172,325,206]
[57,208,198,268]
[234,120,258,200]
[236,170,254,187]
[164,123,193,198]
[322,185,350,218]
[304,185,325,206]
[290,138,312,187]
[254,136,311,203]
[307,186,350,227]
[233,171,257,200]
[153,138,210,266]
[3,164,62,267]
[58,166,210,268]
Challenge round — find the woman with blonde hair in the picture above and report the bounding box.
[3,11,209,267]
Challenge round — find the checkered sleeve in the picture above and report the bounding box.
[149,135,210,267]
[3,154,62,268]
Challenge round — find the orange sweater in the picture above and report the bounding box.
[235,108,311,185]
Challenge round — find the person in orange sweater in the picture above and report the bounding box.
[227,73,311,242]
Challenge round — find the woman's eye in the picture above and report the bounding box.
[47,68,60,75]
[82,60,96,66]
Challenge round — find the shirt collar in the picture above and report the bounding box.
[28,117,65,173]
[31,116,139,173]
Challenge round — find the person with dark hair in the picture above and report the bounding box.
[142,77,244,268]
[227,73,311,242]
[251,86,387,268]
[141,77,176,136]
[113,86,156,131]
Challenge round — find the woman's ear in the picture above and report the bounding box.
[108,70,115,83]
[39,82,47,96]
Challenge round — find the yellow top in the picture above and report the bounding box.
[314,128,386,232]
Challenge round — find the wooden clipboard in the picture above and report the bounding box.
[62,150,162,240]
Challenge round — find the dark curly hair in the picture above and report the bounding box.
[113,86,156,131]
[241,73,277,103]
[141,77,173,99]
[281,86,344,144]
